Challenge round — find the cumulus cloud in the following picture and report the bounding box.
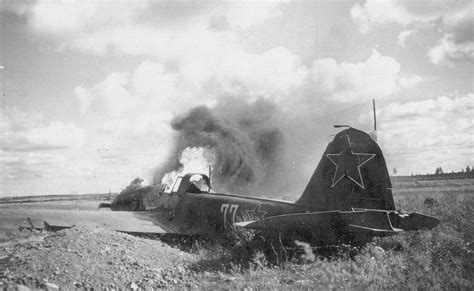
[311,50,421,102]
[27,1,147,38]
[1,150,67,181]
[0,108,85,152]
[352,0,473,65]
[209,1,285,29]
[53,0,305,117]
[27,0,419,108]
[22,0,285,58]
[94,73,135,117]
[205,46,308,99]
[350,0,469,32]
[427,34,474,65]
[75,72,137,117]
[74,86,95,114]
[26,0,283,38]
[351,0,418,33]
[1,104,175,196]
[77,45,309,118]
[0,108,89,195]
[373,93,474,174]
[79,46,420,123]
[398,30,414,47]
[428,9,474,65]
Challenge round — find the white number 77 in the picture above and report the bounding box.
[221,204,239,227]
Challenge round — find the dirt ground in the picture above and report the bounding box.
[0,225,201,290]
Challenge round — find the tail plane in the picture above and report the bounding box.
[296,127,395,211]
[243,127,439,243]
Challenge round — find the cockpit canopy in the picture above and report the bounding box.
[168,173,212,194]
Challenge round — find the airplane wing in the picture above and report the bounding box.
[0,208,179,234]
[235,210,439,235]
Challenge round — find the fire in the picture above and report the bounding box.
[161,147,216,192]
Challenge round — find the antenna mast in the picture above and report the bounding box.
[208,165,212,188]
[373,99,377,131]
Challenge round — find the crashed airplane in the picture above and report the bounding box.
[2,127,439,246]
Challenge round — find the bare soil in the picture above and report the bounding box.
[0,225,200,289]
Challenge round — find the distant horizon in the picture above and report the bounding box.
[2,169,473,199]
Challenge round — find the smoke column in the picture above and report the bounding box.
[154,97,285,195]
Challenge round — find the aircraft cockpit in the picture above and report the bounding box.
[169,173,212,195]
[187,174,211,193]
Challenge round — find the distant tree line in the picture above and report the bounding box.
[409,166,474,179]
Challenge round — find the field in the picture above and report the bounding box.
[189,177,474,289]
[1,177,473,289]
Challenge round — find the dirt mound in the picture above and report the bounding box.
[0,225,198,289]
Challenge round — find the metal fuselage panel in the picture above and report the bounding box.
[160,192,310,236]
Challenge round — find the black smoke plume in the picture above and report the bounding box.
[154,97,284,195]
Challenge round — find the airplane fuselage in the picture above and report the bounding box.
[159,191,394,245]
[99,128,440,246]
[168,191,307,233]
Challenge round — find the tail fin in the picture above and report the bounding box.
[296,127,395,211]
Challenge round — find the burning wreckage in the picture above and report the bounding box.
[3,126,439,247]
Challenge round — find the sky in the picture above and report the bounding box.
[0,0,473,197]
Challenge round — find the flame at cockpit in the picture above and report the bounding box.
[161,147,216,192]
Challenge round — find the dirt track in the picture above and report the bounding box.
[0,225,199,289]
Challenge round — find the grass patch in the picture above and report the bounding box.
[188,192,473,289]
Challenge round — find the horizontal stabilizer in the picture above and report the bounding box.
[347,224,402,234]
[393,212,440,231]
[234,210,430,235]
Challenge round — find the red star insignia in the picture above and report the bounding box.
[326,135,376,189]
[245,203,267,220]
